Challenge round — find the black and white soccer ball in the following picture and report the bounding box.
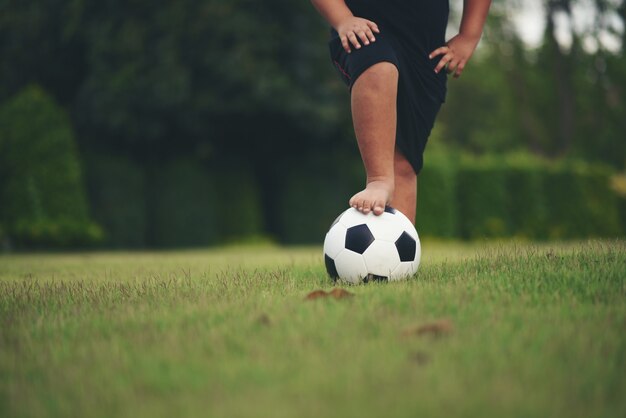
[323,206,421,284]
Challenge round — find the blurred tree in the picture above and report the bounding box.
[71,0,354,237]
[0,85,101,248]
[0,0,624,247]
[440,0,625,166]
[70,0,349,155]
[0,0,86,105]
[543,0,576,156]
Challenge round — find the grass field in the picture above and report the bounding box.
[1,240,625,418]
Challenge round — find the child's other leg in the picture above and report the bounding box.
[349,62,399,216]
[391,149,417,223]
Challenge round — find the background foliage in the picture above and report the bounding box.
[0,0,624,248]
[0,86,101,248]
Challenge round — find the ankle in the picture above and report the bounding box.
[366,175,394,185]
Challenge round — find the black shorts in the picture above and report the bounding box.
[327,19,447,174]
[329,29,400,92]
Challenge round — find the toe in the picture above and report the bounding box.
[362,200,371,213]
[373,202,384,215]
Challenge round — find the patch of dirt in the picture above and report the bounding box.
[401,319,454,338]
[304,288,354,300]
[256,313,271,326]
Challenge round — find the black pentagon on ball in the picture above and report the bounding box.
[324,254,339,281]
[345,224,375,255]
[395,231,417,262]
[384,206,397,214]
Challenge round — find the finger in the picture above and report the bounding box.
[434,53,454,73]
[348,32,362,49]
[365,28,376,42]
[446,58,460,74]
[357,30,370,46]
[340,36,351,53]
[367,21,380,33]
[429,46,449,59]
[454,62,466,78]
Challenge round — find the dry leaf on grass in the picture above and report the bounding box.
[304,288,354,300]
[304,290,329,300]
[328,288,354,299]
[401,319,454,338]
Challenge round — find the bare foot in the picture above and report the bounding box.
[349,180,394,215]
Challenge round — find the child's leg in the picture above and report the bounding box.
[391,149,417,223]
[349,62,399,216]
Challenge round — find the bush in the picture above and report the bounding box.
[12,218,103,248]
[0,85,101,249]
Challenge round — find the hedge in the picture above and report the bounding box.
[456,156,511,239]
[212,161,264,242]
[543,162,622,239]
[149,159,219,248]
[84,155,148,248]
[416,153,457,238]
[0,85,102,248]
[617,174,626,233]
[419,154,623,240]
[4,132,622,248]
[273,152,623,244]
[505,157,549,239]
[276,152,363,244]
[83,155,266,248]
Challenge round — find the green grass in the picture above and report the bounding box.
[1,240,625,418]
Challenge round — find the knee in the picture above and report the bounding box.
[395,153,416,181]
[354,62,398,91]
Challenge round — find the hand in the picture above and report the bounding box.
[336,16,380,53]
[429,33,480,78]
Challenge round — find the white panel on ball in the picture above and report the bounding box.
[366,213,404,242]
[396,211,419,240]
[323,223,347,259]
[390,261,418,281]
[334,250,368,284]
[362,240,401,277]
[337,208,369,228]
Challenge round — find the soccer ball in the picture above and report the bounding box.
[323,206,421,284]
